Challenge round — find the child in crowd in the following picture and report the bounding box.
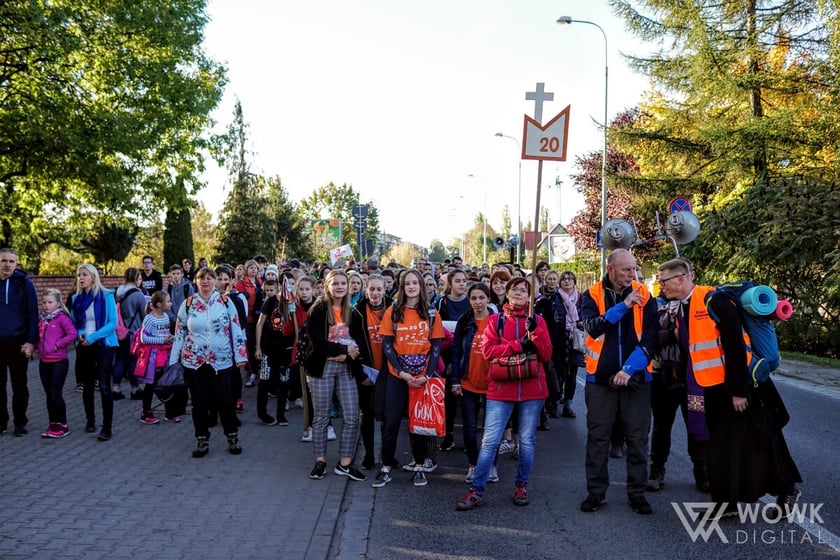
[254,279,295,425]
[37,289,77,438]
[136,291,177,424]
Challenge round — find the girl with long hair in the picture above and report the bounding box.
[373,269,445,488]
[303,270,370,482]
[71,264,119,441]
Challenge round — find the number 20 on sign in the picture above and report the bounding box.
[521,105,570,162]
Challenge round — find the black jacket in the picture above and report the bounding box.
[303,300,369,381]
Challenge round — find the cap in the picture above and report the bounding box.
[287,259,301,268]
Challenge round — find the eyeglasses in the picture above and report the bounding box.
[508,287,529,294]
[658,273,685,285]
[560,276,574,281]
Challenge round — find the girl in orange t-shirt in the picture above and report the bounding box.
[373,269,445,489]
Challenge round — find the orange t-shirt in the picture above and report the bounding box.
[462,315,490,394]
[365,306,386,371]
[379,306,445,377]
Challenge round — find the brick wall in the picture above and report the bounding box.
[30,276,172,297]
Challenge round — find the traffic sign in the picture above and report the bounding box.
[669,197,693,213]
[522,105,571,162]
[352,205,368,219]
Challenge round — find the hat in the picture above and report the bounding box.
[264,265,279,277]
[287,259,301,268]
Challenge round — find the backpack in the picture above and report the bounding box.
[704,281,781,387]
[115,288,140,341]
[130,328,144,357]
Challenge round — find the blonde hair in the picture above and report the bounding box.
[75,263,104,296]
[320,270,352,325]
[42,289,69,315]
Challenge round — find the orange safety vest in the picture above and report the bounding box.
[686,285,753,387]
[584,280,651,374]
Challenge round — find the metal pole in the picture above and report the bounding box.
[557,17,608,276]
[483,195,487,264]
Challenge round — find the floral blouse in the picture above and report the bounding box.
[169,291,248,372]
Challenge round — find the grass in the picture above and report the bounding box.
[782,351,840,369]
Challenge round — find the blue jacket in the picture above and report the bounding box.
[450,311,479,384]
[0,269,39,344]
[71,289,119,348]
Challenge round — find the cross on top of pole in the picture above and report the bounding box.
[525,82,554,124]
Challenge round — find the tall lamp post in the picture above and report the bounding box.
[494,132,522,264]
[556,15,609,277]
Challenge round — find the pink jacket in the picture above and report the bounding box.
[38,312,77,362]
[482,309,552,402]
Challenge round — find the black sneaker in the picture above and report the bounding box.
[259,414,277,426]
[334,463,367,482]
[580,493,606,512]
[361,456,375,470]
[276,415,289,426]
[439,435,455,452]
[85,422,96,433]
[629,494,653,515]
[776,487,802,521]
[97,430,112,441]
[192,436,209,458]
[13,425,28,437]
[226,432,242,455]
[310,460,327,480]
[647,465,665,492]
[371,469,392,488]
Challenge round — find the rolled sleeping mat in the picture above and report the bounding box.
[740,285,778,316]
[771,299,794,321]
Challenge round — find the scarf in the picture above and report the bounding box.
[501,302,528,319]
[72,289,106,332]
[557,288,580,331]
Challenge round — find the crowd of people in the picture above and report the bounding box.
[0,246,801,519]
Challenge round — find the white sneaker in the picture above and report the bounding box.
[327,425,337,441]
[498,439,516,455]
[295,398,304,409]
[285,401,290,411]
[465,466,475,483]
[300,427,313,442]
[488,465,499,483]
[245,373,257,387]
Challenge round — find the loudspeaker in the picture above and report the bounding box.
[600,219,635,250]
[493,236,506,249]
[665,211,700,244]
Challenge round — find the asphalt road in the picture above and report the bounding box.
[337,363,840,560]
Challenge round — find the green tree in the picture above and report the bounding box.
[298,182,381,259]
[164,208,194,272]
[0,1,226,266]
[428,240,448,262]
[214,102,274,265]
[265,175,312,263]
[190,203,217,267]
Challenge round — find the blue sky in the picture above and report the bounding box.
[201,0,655,248]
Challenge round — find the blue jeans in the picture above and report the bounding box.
[471,398,543,493]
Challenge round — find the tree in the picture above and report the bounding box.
[214,102,274,265]
[384,242,422,267]
[79,219,138,274]
[298,182,381,259]
[164,207,193,272]
[427,240,448,263]
[265,175,312,263]
[0,1,226,266]
[190,203,217,267]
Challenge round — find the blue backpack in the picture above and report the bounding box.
[704,281,781,387]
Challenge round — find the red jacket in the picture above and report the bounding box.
[482,306,552,402]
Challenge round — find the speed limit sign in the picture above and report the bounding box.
[521,105,570,162]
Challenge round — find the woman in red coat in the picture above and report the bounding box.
[456,276,552,510]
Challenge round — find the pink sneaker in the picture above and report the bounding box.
[164,416,182,423]
[139,413,160,425]
[41,423,58,438]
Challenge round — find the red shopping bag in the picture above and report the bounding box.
[408,377,446,436]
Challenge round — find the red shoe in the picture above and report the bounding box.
[235,400,244,413]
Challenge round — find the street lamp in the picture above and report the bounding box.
[556,15,609,277]
[494,132,522,264]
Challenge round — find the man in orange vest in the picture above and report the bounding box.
[656,258,801,519]
[579,249,658,515]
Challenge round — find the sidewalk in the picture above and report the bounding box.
[0,353,355,560]
[776,357,840,389]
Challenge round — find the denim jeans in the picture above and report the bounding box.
[471,398,543,493]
